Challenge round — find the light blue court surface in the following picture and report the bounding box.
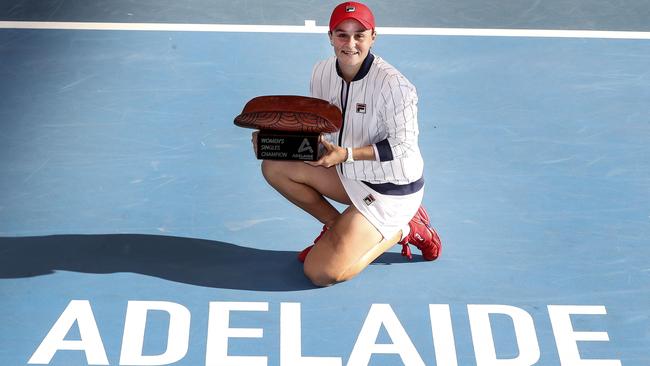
[1,1,649,365]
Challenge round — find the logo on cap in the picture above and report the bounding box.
[329,2,375,31]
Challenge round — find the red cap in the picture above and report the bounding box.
[329,2,375,31]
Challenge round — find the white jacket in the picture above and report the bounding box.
[310,54,425,194]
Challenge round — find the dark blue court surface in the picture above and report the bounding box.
[1,1,649,365]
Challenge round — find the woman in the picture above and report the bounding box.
[255,1,441,286]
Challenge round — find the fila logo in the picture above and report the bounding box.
[346,6,356,12]
[356,103,366,113]
[363,194,375,206]
[298,138,314,154]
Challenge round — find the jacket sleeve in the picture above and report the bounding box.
[374,75,420,162]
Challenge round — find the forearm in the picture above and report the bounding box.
[348,145,376,161]
[307,140,377,168]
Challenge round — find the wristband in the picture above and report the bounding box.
[345,147,354,163]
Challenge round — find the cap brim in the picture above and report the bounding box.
[331,17,374,31]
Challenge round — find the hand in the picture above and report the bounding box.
[306,138,347,168]
[251,130,259,155]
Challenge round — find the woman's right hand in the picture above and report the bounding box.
[305,137,347,168]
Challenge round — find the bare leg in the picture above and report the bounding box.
[261,159,401,286]
[304,206,402,287]
[261,160,351,226]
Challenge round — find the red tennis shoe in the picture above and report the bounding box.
[298,224,328,263]
[399,206,442,261]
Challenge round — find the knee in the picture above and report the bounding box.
[303,233,358,287]
[261,160,285,188]
[261,160,295,185]
[260,159,281,181]
[303,258,357,287]
[303,264,341,287]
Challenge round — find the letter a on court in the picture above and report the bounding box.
[29,300,109,365]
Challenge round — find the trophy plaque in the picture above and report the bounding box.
[234,95,342,161]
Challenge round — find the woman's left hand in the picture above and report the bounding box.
[305,138,347,168]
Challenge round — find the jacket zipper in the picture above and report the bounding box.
[338,80,350,147]
[336,81,351,174]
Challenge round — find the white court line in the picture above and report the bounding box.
[1,20,650,39]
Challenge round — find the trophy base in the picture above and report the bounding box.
[256,130,320,161]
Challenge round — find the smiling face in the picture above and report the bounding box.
[329,19,376,81]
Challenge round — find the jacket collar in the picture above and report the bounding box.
[335,53,375,82]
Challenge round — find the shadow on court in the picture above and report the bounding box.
[0,234,413,291]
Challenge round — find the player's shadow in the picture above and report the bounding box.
[0,234,412,291]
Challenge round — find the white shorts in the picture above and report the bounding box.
[337,170,424,240]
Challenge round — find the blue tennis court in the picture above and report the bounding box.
[1,1,649,365]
